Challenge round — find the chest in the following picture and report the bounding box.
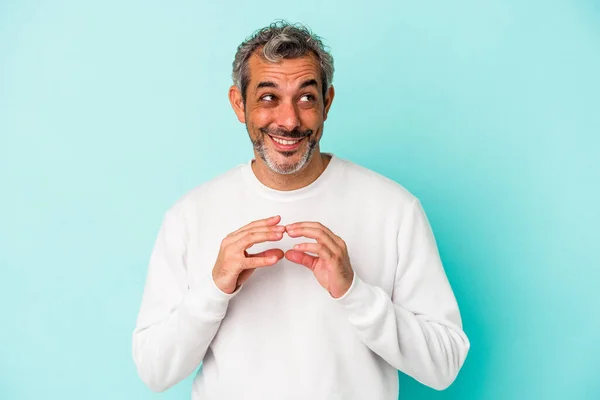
[184,200,399,299]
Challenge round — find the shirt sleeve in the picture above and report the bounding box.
[131,207,241,392]
[333,198,470,390]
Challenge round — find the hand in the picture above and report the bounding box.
[212,215,285,294]
[284,222,354,299]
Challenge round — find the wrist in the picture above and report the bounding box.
[212,268,238,295]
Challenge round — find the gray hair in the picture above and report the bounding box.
[232,21,334,102]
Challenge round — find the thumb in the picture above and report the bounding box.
[247,248,285,260]
[285,250,318,270]
[238,249,284,287]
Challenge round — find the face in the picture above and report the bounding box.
[229,51,334,175]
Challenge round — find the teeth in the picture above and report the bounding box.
[272,136,301,145]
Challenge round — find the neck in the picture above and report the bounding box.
[251,150,331,191]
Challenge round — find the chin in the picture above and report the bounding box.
[264,147,313,175]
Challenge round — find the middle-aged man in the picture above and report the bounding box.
[132,21,470,400]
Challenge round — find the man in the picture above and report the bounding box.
[132,21,469,399]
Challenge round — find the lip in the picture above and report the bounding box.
[268,134,304,152]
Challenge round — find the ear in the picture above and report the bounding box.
[323,85,335,121]
[228,85,246,123]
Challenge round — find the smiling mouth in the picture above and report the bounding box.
[267,134,305,151]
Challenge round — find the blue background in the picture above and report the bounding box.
[1,1,599,399]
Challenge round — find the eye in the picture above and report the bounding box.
[299,94,316,102]
[260,94,276,102]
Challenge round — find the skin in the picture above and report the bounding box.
[214,50,354,298]
[228,51,333,190]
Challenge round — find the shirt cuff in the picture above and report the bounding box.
[332,272,385,319]
[332,271,358,302]
[182,273,243,321]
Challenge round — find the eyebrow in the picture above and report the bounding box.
[299,79,318,89]
[255,79,318,90]
[256,81,278,89]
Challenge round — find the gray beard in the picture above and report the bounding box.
[249,129,318,175]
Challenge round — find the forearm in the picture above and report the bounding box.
[335,274,470,390]
[132,276,237,392]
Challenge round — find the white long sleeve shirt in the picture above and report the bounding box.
[132,153,470,399]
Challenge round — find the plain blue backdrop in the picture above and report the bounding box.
[1,0,599,399]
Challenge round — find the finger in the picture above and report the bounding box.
[231,215,281,236]
[235,230,285,252]
[291,243,333,259]
[285,250,318,270]
[286,227,338,252]
[246,248,285,260]
[286,222,341,245]
[243,253,282,269]
[235,221,285,238]
[286,221,331,233]
[228,225,285,244]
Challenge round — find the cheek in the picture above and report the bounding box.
[248,108,274,128]
[301,108,324,130]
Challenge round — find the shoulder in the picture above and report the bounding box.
[166,163,245,217]
[335,156,418,207]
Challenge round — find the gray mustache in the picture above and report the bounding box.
[260,127,313,139]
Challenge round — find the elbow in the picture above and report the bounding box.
[132,338,177,393]
[428,372,457,391]
[136,367,174,394]
[419,364,460,391]
[146,380,174,394]
[410,328,470,391]
[423,360,463,391]
[140,376,172,394]
[429,333,470,391]
[133,353,177,393]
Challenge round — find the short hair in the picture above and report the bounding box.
[232,20,334,102]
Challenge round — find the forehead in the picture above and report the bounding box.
[247,51,320,89]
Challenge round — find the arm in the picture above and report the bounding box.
[334,198,470,390]
[131,207,239,392]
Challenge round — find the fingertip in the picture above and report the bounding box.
[284,249,299,259]
[267,215,281,224]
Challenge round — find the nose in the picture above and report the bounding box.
[275,100,301,133]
